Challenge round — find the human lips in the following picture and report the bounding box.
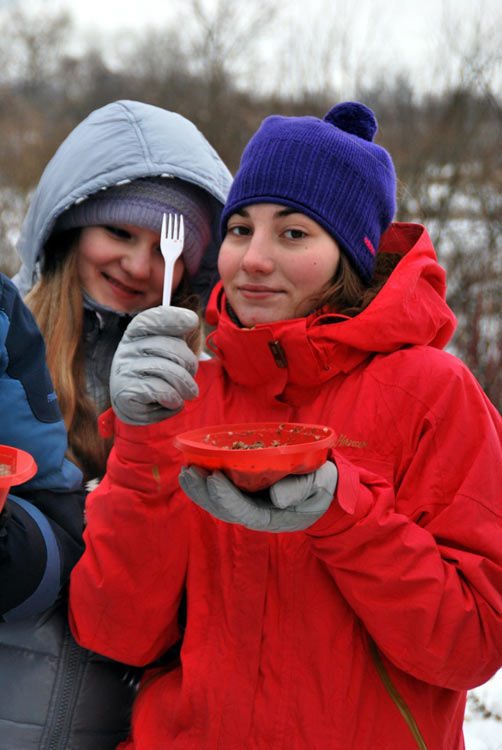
[238,283,284,298]
[102,272,144,298]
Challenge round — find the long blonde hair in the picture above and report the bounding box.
[25,232,204,482]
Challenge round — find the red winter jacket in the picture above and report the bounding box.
[69,223,502,749]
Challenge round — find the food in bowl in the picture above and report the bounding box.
[175,422,336,492]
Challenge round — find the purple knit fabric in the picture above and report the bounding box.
[54,177,212,277]
[221,102,396,281]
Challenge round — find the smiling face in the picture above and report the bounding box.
[218,203,341,327]
[76,224,185,313]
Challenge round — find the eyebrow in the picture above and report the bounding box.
[236,206,299,218]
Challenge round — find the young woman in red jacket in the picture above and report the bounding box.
[69,102,502,749]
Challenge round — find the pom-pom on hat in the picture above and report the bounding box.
[54,176,212,277]
[220,102,396,282]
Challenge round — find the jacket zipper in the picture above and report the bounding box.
[44,623,84,749]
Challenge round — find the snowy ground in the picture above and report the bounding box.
[464,670,502,749]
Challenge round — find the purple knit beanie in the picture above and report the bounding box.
[54,176,212,277]
[220,102,396,282]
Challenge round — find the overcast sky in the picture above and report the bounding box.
[5,0,502,97]
[50,0,501,31]
[49,0,501,46]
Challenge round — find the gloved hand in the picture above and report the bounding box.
[110,306,200,425]
[178,461,338,532]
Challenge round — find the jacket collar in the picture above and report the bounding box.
[205,223,456,404]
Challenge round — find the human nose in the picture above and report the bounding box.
[240,230,274,274]
[121,244,153,280]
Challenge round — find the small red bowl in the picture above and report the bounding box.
[174,422,336,492]
[0,445,37,512]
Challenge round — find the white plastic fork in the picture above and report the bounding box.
[160,212,184,306]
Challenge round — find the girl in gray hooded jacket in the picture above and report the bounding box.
[14,99,232,485]
[5,99,232,749]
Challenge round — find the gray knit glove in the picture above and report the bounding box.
[110,306,199,425]
[178,461,338,532]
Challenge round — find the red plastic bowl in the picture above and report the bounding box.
[0,445,37,512]
[174,422,336,492]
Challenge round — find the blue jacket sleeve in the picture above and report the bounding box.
[0,273,85,620]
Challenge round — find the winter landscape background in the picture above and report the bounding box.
[0,1,501,746]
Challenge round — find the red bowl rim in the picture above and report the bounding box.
[174,422,336,458]
[0,445,37,487]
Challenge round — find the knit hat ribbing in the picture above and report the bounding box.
[220,102,396,282]
[54,177,212,277]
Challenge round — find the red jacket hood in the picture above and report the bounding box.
[205,223,457,394]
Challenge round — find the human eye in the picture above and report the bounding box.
[284,228,307,240]
[103,224,131,240]
[228,223,251,237]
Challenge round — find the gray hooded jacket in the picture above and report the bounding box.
[5,100,232,750]
[14,99,232,297]
[14,99,233,454]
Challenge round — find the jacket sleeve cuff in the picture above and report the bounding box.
[306,453,375,536]
[99,409,182,497]
[1,495,61,620]
[100,408,173,458]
